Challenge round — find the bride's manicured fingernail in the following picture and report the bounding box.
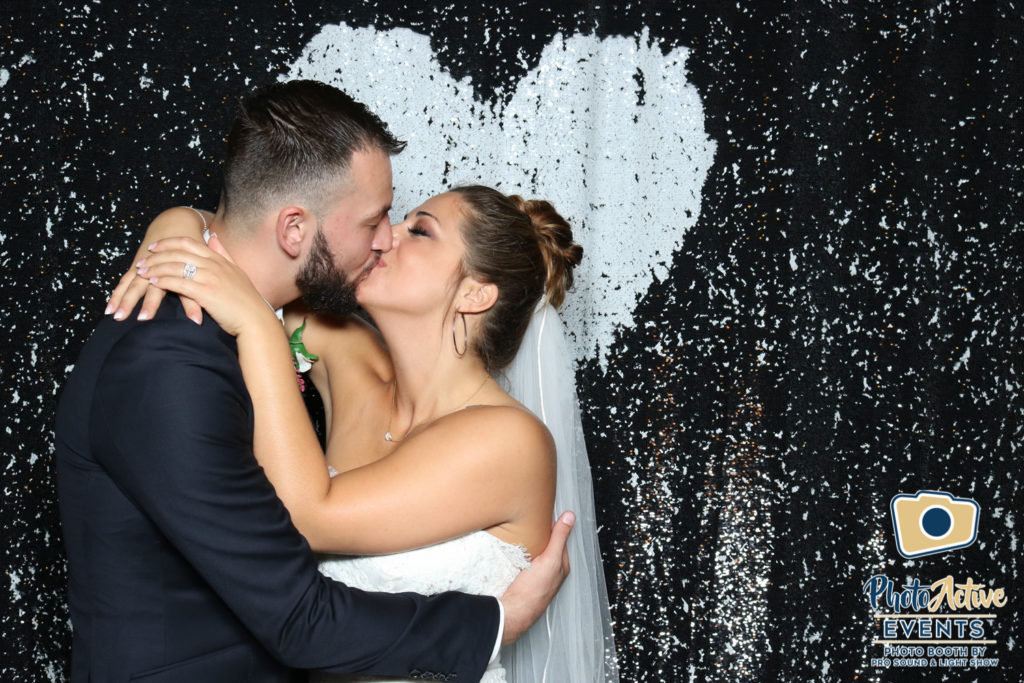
[147,242,158,251]
[135,258,147,267]
[138,311,150,321]
[113,310,125,321]
[137,266,149,275]
[104,302,114,315]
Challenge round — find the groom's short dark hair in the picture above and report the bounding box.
[220,79,405,226]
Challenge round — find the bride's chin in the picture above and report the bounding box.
[355,286,386,311]
[354,279,376,304]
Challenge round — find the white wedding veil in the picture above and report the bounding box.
[501,305,620,682]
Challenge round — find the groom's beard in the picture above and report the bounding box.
[296,229,372,317]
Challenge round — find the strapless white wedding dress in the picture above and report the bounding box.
[312,530,531,683]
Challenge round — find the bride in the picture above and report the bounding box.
[114,186,618,682]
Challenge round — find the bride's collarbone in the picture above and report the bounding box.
[392,401,527,443]
[326,401,525,471]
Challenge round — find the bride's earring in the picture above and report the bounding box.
[452,312,468,358]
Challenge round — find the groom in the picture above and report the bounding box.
[56,80,572,682]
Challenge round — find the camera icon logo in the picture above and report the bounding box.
[890,490,980,558]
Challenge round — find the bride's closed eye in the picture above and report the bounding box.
[408,224,431,237]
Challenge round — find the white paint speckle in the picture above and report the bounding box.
[9,570,21,601]
[953,346,970,371]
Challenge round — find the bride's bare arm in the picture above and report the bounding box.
[139,238,556,558]
[320,407,555,555]
[265,311,556,557]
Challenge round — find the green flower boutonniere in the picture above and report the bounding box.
[289,319,319,377]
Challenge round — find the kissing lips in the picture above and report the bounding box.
[355,255,383,287]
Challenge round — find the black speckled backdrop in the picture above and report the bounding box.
[3,2,1021,681]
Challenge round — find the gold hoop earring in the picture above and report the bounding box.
[452,312,468,357]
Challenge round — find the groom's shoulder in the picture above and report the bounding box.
[136,295,231,338]
[80,296,238,371]
[58,299,230,437]
[59,298,242,439]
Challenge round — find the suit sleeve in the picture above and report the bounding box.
[91,318,499,678]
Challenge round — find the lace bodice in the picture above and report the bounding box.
[312,531,531,683]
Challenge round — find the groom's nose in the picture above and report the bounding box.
[370,216,394,252]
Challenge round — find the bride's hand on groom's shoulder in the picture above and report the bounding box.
[135,235,276,337]
[498,511,575,645]
[106,207,210,324]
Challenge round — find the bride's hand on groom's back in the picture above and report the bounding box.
[106,207,210,324]
[498,510,575,645]
[134,235,277,337]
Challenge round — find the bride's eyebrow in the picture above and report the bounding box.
[401,209,439,223]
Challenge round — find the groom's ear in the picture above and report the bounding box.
[275,206,313,259]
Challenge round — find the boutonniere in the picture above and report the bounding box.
[289,319,319,391]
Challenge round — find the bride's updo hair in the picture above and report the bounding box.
[451,185,583,373]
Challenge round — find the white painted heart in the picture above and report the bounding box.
[288,24,715,369]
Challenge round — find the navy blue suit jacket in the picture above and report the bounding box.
[55,297,498,682]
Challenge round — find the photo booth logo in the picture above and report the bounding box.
[863,491,1006,672]
[891,490,979,558]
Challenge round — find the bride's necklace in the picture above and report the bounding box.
[384,374,491,443]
